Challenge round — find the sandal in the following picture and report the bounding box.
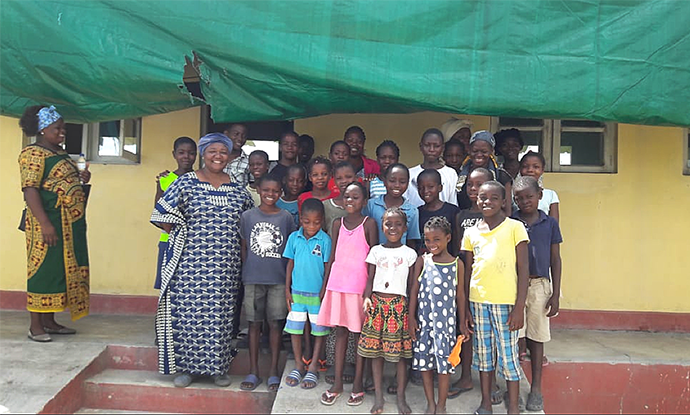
[301,371,319,389]
[240,374,262,391]
[318,359,328,372]
[320,390,341,406]
[542,355,550,366]
[302,356,312,367]
[387,381,398,395]
[474,408,493,414]
[503,391,526,412]
[285,369,304,387]
[526,391,544,411]
[364,378,375,394]
[518,351,528,362]
[491,389,503,405]
[267,376,281,392]
[347,391,365,406]
[325,365,335,385]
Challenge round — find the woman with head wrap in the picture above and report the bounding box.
[151,132,254,388]
[440,117,474,150]
[18,105,92,342]
[456,131,513,215]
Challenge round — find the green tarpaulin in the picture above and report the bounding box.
[1,0,689,125]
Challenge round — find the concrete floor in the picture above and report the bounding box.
[1,310,689,414]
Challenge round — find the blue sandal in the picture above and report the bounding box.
[267,376,281,392]
[300,371,319,389]
[285,369,304,387]
[240,374,262,391]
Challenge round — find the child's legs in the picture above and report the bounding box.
[305,292,329,373]
[527,339,544,394]
[490,304,521,406]
[420,370,436,412]
[396,359,408,397]
[285,298,309,371]
[266,284,288,377]
[331,326,349,393]
[523,278,552,395]
[437,373,450,412]
[244,284,266,376]
[457,333,473,387]
[352,332,363,393]
[471,301,497,410]
[290,334,304,371]
[370,358,384,399]
[309,334,326,373]
[505,380,520,414]
[303,322,313,359]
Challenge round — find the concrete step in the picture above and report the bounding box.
[83,369,275,414]
[271,360,544,414]
[76,409,173,414]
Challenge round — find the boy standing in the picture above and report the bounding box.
[283,199,332,389]
[270,131,300,183]
[240,175,297,392]
[460,181,529,415]
[512,176,563,412]
[404,128,458,208]
[223,123,250,186]
[246,150,270,206]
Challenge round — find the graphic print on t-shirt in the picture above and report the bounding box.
[312,243,322,258]
[250,222,284,258]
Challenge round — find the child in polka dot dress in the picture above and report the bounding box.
[408,216,466,415]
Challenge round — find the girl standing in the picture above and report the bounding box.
[298,157,335,210]
[318,182,378,407]
[409,217,466,415]
[519,151,559,221]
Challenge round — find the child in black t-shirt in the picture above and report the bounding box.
[416,169,460,255]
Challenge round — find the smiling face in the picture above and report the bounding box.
[514,186,541,214]
[343,184,366,213]
[248,154,269,180]
[225,124,247,151]
[382,212,407,244]
[477,184,505,218]
[329,143,350,165]
[498,136,522,161]
[284,168,306,198]
[420,133,444,163]
[344,131,365,157]
[203,142,231,173]
[384,166,409,199]
[470,140,493,168]
[417,175,442,204]
[520,155,545,180]
[423,227,451,256]
[280,133,299,162]
[376,145,398,173]
[309,163,330,191]
[258,179,281,206]
[173,142,197,171]
[334,166,357,193]
[40,119,66,147]
[300,210,323,239]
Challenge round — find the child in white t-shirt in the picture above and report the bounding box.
[519,151,560,221]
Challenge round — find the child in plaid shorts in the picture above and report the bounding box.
[459,181,530,415]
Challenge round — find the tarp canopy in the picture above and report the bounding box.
[1,0,689,126]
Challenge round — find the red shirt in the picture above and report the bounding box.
[297,189,337,211]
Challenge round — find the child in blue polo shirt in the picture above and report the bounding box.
[283,198,332,390]
[512,176,562,412]
[366,163,421,248]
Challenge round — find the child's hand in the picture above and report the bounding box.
[319,288,326,302]
[546,294,560,317]
[285,290,293,313]
[507,306,525,331]
[408,317,418,341]
[363,297,372,314]
[156,170,171,182]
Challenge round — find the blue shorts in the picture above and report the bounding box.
[470,302,521,381]
[284,290,330,336]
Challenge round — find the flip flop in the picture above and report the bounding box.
[285,369,304,387]
[491,389,503,405]
[43,325,77,335]
[302,356,312,367]
[448,386,473,399]
[267,376,281,392]
[347,391,365,406]
[474,407,493,414]
[318,359,328,372]
[301,371,319,389]
[240,374,262,391]
[321,390,341,406]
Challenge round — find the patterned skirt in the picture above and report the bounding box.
[358,293,412,362]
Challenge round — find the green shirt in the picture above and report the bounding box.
[158,172,179,242]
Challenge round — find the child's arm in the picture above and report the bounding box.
[362,263,376,311]
[407,257,423,341]
[549,202,560,223]
[285,259,295,313]
[455,259,470,341]
[363,217,379,247]
[503,181,513,216]
[320,219,341,300]
[462,250,475,335]
[546,243,562,317]
[508,240,529,331]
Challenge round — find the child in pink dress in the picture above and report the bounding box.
[318,182,378,407]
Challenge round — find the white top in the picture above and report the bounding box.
[539,188,559,214]
[369,177,387,198]
[404,165,459,208]
[365,245,418,297]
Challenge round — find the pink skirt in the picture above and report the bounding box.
[317,290,365,333]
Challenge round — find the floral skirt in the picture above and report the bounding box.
[357,293,412,362]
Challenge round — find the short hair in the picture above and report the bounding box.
[469,167,493,181]
[334,160,355,173]
[344,125,366,141]
[299,134,315,146]
[329,140,350,154]
[286,163,307,179]
[383,206,407,223]
[249,149,269,162]
[417,168,442,185]
[173,136,197,151]
[423,216,452,235]
[279,131,299,143]
[383,162,409,178]
[444,138,466,153]
[479,180,506,199]
[224,123,247,133]
[256,173,282,189]
[344,181,368,199]
[520,151,546,168]
[307,156,332,173]
[421,128,444,143]
[301,198,325,216]
[495,128,525,152]
[513,176,540,193]
[19,105,47,136]
[376,140,400,158]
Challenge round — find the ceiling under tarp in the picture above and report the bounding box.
[1,0,689,126]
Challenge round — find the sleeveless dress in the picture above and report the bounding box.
[412,254,458,374]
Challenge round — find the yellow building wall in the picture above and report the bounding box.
[1,110,688,313]
[0,107,201,297]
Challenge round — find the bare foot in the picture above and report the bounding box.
[397,397,411,414]
[425,403,436,414]
[436,405,447,414]
[370,397,385,414]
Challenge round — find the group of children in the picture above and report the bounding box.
[154,125,563,415]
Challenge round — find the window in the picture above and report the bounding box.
[684,129,690,175]
[490,117,617,173]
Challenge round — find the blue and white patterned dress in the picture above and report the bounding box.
[412,254,458,374]
[151,172,253,376]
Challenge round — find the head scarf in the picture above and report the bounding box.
[37,105,62,132]
[198,132,233,155]
[440,118,473,142]
[469,130,496,148]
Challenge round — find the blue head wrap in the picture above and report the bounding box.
[37,105,62,132]
[198,132,234,156]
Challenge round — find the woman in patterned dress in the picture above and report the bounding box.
[18,105,91,343]
[151,133,253,388]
